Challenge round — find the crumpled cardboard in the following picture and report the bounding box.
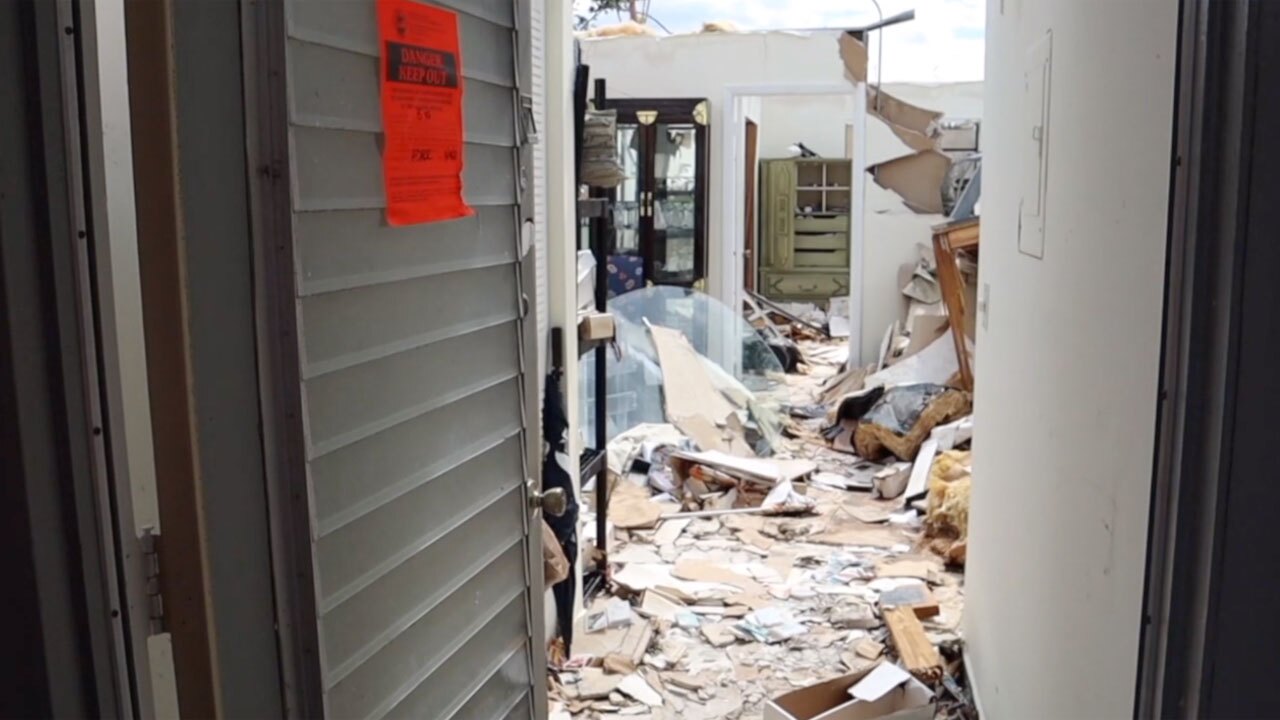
[542,519,570,588]
[764,661,934,720]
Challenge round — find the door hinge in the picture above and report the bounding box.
[141,527,164,634]
[519,94,539,146]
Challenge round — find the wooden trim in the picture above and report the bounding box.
[123,0,220,715]
[932,218,979,392]
[603,97,707,124]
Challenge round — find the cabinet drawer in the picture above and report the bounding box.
[793,248,849,268]
[794,233,848,251]
[761,271,849,299]
[794,215,849,233]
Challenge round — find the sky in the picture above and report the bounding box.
[575,0,986,83]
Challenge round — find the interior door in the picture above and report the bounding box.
[744,119,759,292]
[270,1,547,717]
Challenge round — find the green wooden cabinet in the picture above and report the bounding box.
[758,158,852,301]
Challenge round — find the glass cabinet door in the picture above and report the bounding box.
[651,123,699,285]
[604,99,708,291]
[613,123,644,256]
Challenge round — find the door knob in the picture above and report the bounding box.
[528,484,568,517]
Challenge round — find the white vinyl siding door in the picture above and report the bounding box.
[281,1,542,717]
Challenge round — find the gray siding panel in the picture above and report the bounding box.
[286,1,514,84]
[304,322,519,452]
[294,207,517,296]
[288,38,517,146]
[299,262,518,375]
[503,697,534,720]
[383,603,529,720]
[328,546,527,718]
[320,491,525,679]
[290,127,516,210]
[283,0,537,716]
[315,435,524,601]
[452,650,531,720]
[309,379,522,533]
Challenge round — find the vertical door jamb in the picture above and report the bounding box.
[238,0,327,716]
[514,0,551,716]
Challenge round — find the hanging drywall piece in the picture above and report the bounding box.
[838,32,869,84]
[1019,30,1052,258]
[377,0,472,225]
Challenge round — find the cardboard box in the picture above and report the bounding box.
[764,663,934,720]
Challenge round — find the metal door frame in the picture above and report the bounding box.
[0,1,122,714]
[515,0,551,715]
[55,0,185,715]
[1135,0,1266,716]
[239,0,327,715]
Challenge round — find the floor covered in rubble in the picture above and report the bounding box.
[550,337,973,720]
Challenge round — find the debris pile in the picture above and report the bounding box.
[557,296,978,718]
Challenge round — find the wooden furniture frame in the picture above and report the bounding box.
[932,218,980,391]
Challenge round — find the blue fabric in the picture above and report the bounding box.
[607,254,644,297]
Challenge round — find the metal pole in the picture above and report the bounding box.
[592,78,609,555]
[849,80,868,366]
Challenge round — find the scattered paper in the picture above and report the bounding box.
[675,611,702,629]
[762,479,818,513]
[673,560,767,595]
[735,607,808,643]
[848,662,912,701]
[701,622,737,648]
[639,590,685,622]
[652,517,692,546]
[876,559,937,580]
[618,674,664,707]
[614,563,738,598]
[588,599,635,632]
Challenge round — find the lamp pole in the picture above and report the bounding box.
[847,5,916,365]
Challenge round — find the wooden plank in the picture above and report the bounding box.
[878,583,941,620]
[883,607,942,683]
[932,220,978,391]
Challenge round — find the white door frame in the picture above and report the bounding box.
[717,81,868,363]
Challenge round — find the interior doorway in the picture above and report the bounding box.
[743,118,759,292]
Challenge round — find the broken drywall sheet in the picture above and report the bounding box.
[838,32,868,84]
[647,322,754,456]
[867,86,945,139]
[864,330,963,389]
[869,150,953,215]
[670,449,816,485]
[866,113,927,168]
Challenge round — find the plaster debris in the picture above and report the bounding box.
[555,257,982,718]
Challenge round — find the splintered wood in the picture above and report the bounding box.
[883,607,942,683]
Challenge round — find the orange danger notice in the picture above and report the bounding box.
[377,0,472,225]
